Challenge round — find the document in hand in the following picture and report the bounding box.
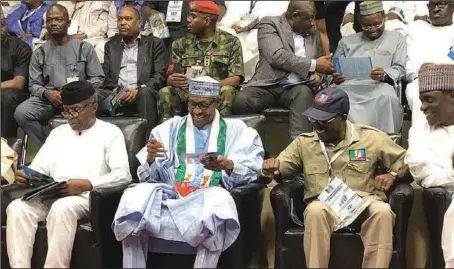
[22,181,65,201]
[333,57,373,80]
[318,178,372,231]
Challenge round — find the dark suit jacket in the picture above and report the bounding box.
[102,34,167,91]
[245,14,323,88]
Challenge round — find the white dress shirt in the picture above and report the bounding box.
[30,119,132,189]
[286,33,316,84]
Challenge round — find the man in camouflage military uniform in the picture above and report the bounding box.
[262,87,407,268]
[159,1,244,119]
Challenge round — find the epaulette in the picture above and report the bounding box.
[299,132,315,137]
[358,124,385,134]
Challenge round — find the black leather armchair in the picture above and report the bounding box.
[423,187,452,269]
[270,134,414,269]
[1,117,147,269]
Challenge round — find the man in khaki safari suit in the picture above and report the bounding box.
[262,86,407,268]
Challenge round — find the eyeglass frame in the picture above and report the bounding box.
[61,102,95,118]
[308,116,337,127]
[187,100,216,111]
[427,1,450,9]
[361,18,385,30]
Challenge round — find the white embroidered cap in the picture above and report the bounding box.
[188,76,221,98]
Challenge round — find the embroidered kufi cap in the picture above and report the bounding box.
[359,1,384,16]
[188,76,220,98]
[419,64,454,93]
[61,81,95,105]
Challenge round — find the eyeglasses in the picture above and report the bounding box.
[308,116,336,127]
[61,102,93,118]
[187,100,215,111]
[427,1,449,9]
[361,19,385,30]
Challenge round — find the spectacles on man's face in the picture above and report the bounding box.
[188,100,215,111]
[308,116,336,127]
[61,102,93,118]
[361,19,385,30]
[427,1,449,9]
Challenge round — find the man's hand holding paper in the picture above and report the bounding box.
[146,139,167,163]
[168,73,189,88]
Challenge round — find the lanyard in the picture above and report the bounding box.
[249,0,257,14]
[319,122,355,179]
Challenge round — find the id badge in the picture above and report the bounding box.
[66,76,79,84]
[166,1,183,22]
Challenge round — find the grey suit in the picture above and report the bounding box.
[232,14,323,140]
[103,34,167,133]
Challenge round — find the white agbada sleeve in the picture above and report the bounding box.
[29,129,58,176]
[405,123,454,189]
[90,127,132,187]
[221,124,265,190]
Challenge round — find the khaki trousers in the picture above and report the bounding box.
[303,197,396,268]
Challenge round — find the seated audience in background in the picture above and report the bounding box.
[114,0,144,14]
[406,0,454,123]
[0,137,19,185]
[113,76,264,268]
[404,63,454,268]
[262,86,406,268]
[158,1,243,119]
[103,7,167,135]
[14,4,105,148]
[232,1,334,141]
[1,12,32,139]
[56,1,112,63]
[333,1,406,134]
[6,0,50,48]
[217,1,290,81]
[146,1,226,57]
[6,81,131,268]
[341,1,430,38]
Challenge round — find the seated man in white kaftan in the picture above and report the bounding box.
[56,1,114,63]
[332,1,405,134]
[5,81,132,268]
[113,76,265,268]
[404,64,454,269]
[405,0,454,124]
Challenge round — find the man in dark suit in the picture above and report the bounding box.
[231,1,334,141]
[103,6,167,133]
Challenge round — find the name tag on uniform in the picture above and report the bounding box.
[67,76,79,84]
[349,149,366,161]
[166,1,183,22]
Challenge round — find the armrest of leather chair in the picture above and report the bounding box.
[388,183,414,256]
[422,187,452,269]
[270,180,305,247]
[230,182,266,228]
[90,181,130,240]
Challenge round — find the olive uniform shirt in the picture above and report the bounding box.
[170,29,245,84]
[277,121,406,202]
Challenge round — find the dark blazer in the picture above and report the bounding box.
[102,34,167,91]
[245,14,323,88]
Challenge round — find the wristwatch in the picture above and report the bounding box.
[389,171,398,179]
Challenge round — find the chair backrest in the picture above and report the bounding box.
[49,117,147,180]
[226,115,266,145]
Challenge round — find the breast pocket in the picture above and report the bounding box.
[181,54,198,68]
[211,52,229,78]
[304,162,329,193]
[343,161,372,191]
